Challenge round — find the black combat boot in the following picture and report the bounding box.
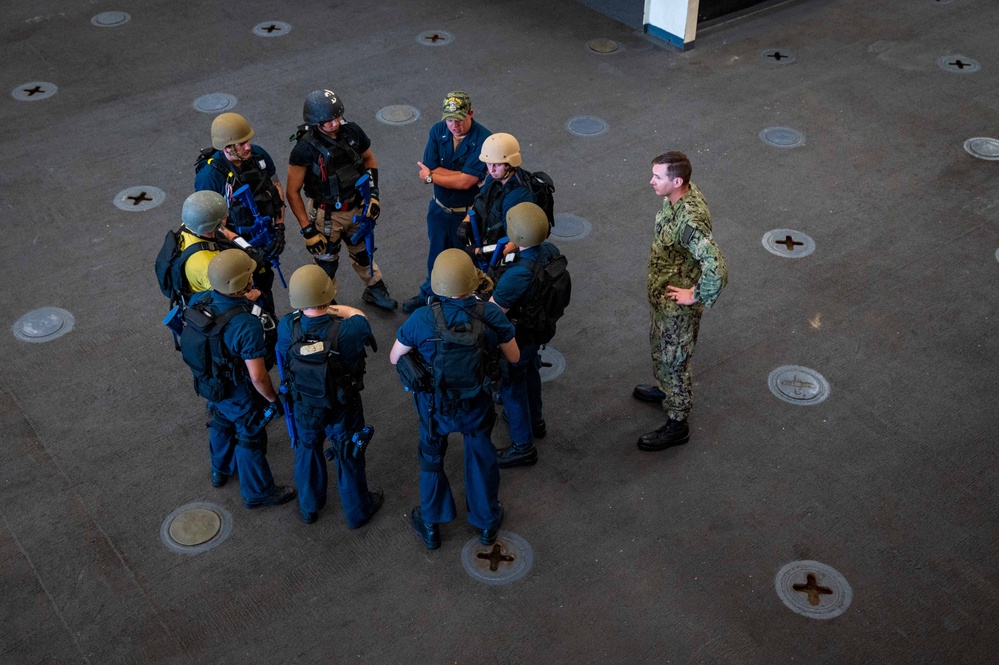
[402,294,427,313]
[362,280,398,310]
[497,443,538,468]
[637,419,690,451]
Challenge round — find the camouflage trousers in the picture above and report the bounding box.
[649,307,702,421]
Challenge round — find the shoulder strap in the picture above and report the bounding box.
[178,240,216,265]
[212,303,252,335]
[324,316,343,355]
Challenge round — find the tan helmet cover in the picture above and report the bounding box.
[431,249,479,298]
[479,132,522,167]
[207,249,256,295]
[211,112,254,150]
[506,202,549,247]
[289,265,338,309]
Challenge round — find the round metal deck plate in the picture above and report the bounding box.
[417,30,453,46]
[13,308,75,343]
[775,560,852,619]
[114,186,165,211]
[252,21,291,37]
[461,531,534,585]
[160,502,233,555]
[964,137,999,161]
[11,82,58,102]
[91,12,131,27]
[760,127,805,148]
[762,229,815,258]
[587,38,620,54]
[937,55,979,73]
[376,105,421,125]
[193,93,238,113]
[566,116,609,137]
[538,346,566,382]
[551,213,592,240]
[768,366,829,406]
[761,48,796,64]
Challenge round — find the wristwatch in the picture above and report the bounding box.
[425,173,433,183]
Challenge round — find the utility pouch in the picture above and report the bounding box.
[396,352,431,393]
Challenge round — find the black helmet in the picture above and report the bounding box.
[303,89,345,124]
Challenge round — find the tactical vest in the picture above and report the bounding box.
[295,126,365,208]
[429,301,500,410]
[285,315,363,408]
[195,148,281,233]
[490,249,571,346]
[179,301,252,402]
[472,172,527,245]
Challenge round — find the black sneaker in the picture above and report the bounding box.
[243,485,297,509]
[402,295,427,313]
[362,280,398,310]
[637,419,690,451]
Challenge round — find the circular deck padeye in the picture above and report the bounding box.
[461,531,534,585]
[551,213,592,240]
[11,82,58,101]
[768,366,829,406]
[761,48,796,64]
[964,137,999,161]
[193,93,238,113]
[417,30,453,46]
[376,105,421,125]
[114,186,166,211]
[566,116,609,137]
[538,346,566,382]
[587,38,620,54]
[160,502,233,555]
[775,560,853,619]
[253,21,291,37]
[91,12,131,27]
[760,127,805,148]
[937,55,979,74]
[13,308,75,343]
[762,229,815,258]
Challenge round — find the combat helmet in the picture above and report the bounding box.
[479,133,522,167]
[303,89,345,125]
[181,190,229,236]
[211,112,254,150]
[208,249,256,295]
[431,249,479,298]
[506,202,549,247]
[289,265,338,310]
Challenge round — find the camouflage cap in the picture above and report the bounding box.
[441,91,471,121]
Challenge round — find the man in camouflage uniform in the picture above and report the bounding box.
[634,151,728,451]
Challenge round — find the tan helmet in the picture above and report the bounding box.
[479,132,522,167]
[181,190,229,235]
[207,249,256,295]
[431,249,479,298]
[289,265,338,309]
[506,203,549,247]
[211,112,254,150]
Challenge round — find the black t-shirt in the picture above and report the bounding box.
[289,123,371,202]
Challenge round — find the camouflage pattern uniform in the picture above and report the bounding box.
[647,183,727,421]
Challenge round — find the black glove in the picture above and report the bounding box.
[457,221,472,245]
[301,223,327,255]
[265,223,286,257]
[261,400,284,427]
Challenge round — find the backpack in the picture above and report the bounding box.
[154,228,217,306]
[179,300,250,402]
[517,169,556,229]
[491,250,571,345]
[429,301,500,408]
[285,315,364,408]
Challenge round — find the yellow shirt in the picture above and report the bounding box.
[178,229,220,294]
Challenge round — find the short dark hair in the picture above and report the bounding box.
[652,151,692,185]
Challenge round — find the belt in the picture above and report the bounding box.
[434,197,469,214]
